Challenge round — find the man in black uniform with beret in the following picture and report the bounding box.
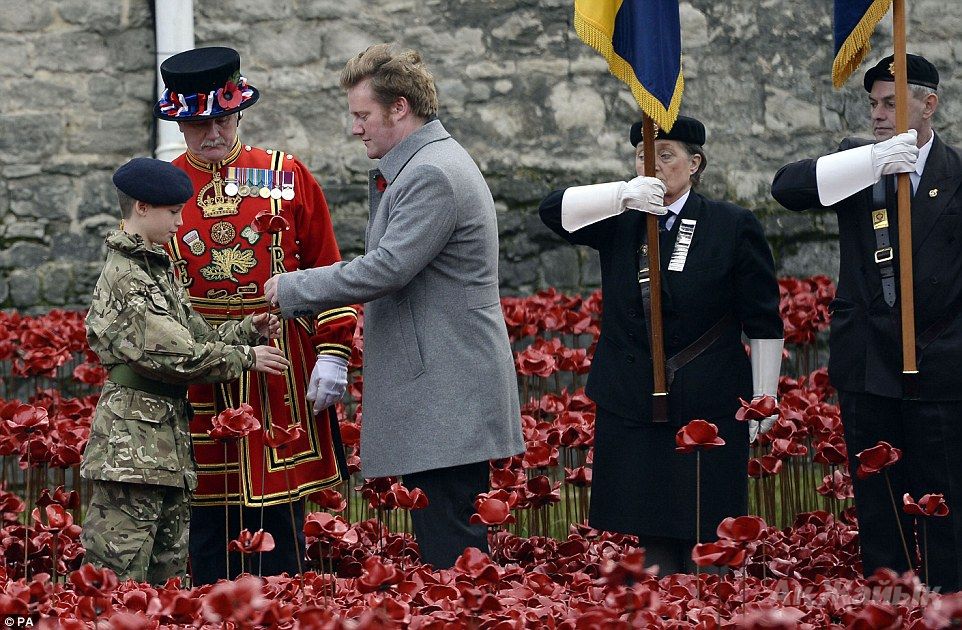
[541,116,783,573]
[772,54,962,591]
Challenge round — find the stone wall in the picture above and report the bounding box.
[0,0,959,311]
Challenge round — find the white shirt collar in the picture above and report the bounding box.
[666,188,691,216]
[916,130,934,178]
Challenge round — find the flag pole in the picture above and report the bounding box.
[643,115,669,422]
[892,0,918,396]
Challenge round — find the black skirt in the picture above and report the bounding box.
[589,404,750,542]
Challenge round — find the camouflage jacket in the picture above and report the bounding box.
[82,230,260,489]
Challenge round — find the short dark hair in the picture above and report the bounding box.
[117,189,136,219]
[683,142,708,187]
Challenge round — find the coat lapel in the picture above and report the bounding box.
[912,134,962,255]
[661,191,704,270]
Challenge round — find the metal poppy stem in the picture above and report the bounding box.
[223,441,230,580]
[696,450,701,602]
[24,445,31,580]
[923,519,929,587]
[884,470,913,572]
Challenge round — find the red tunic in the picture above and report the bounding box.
[168,138,356,506]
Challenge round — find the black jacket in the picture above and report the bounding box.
[772,134,962,399]
[540,189,783,424]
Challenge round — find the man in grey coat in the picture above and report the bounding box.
[264,43,524,568]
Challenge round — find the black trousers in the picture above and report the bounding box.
[188,500,305,585]
[840,391,962,592]
[403,461,490,569]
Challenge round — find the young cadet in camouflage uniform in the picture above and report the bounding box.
[81,157,291,585]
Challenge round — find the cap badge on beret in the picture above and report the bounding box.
[154,47,260,121]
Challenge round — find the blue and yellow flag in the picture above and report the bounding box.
[574,0,683,132]
[832,0,892,87]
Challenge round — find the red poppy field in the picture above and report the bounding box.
[2,277,962,628]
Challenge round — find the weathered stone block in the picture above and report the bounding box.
[8,174,73,222]
[40,263,73,306]
[66,110,150,155]
[0,36,31,78]
[35,32,109,73]
[7,270,41,308]
[0,4,53,31]
[0,114,65,163]
[540,246,580,290]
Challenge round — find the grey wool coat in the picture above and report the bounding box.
[278,120,524,477]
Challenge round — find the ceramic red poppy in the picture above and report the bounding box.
[469,497,515,526]
[69,563,119,596]
[675,419,726,453]
[855,441,902,479]
[264,422,302,449]
[903,493,950,517]
[735,395,778,421]
[208,403,261,441]
[228,529,276,554]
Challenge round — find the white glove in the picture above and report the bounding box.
[306,355,348,415]
[748,338,784,443]
[561,178,667,232]
[872,130,919,178]
[815,130,918,206]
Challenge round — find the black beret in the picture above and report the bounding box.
[863,53,939,91]
[630,115,706,147]
[112,158,194,206]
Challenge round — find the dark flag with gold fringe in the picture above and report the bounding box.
[574,0,683,132]
[833,0,893,87]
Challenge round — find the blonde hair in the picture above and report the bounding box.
[340,43,439,119]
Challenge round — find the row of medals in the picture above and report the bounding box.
[222,172,295,201]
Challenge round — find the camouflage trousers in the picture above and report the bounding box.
[81,480,190,585]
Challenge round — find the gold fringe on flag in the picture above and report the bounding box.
[574,5,684,132]
[832,0,892,88]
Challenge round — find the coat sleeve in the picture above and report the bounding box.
[93,277,255,385]
[177,280,261,347]
[771,138,865,211]
[538,188,617,250]
[733,210,784,340]
[287,157,358,361]
[278,163,458,316]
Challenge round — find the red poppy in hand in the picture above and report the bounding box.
[228,529,276,554]
[903,493,950,517]
[252,210,290,234]
[208,403,261,441]
[855,441,902,479]
[735,395,778,421]
[675,419,726,453]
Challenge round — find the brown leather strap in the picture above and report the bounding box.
[665,313,735,389]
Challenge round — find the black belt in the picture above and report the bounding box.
[108,364,188,399]
[871,177,897,307]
